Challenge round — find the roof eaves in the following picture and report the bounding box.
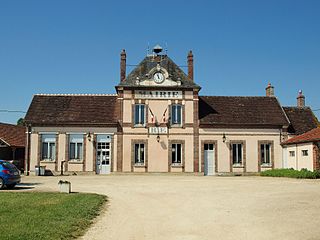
[281,138,320,145]
[0,138,10,147]
[199,123,285,128]
[27,122,119,127]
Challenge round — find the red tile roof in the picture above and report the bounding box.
[0,123,25,147]
[199,96,289,127]
[282,127,320,145]
[25,94,119,126]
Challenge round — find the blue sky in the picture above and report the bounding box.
[0,0,319,124]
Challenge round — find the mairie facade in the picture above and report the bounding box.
[24,46,319,175]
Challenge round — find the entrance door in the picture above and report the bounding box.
[96,137,111,174]
[204,144,215,176]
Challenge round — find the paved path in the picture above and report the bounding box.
[20,175,320,240]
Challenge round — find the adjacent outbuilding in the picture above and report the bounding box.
[282,127,320,171]
[0,122,25,171]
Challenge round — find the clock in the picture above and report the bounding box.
[153,72,164,83]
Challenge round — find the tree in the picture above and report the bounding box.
[17,118,25,126]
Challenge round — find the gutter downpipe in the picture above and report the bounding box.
[295,144,298,170]
[25,124,31,176]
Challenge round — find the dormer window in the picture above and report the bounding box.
[134,104,146,126]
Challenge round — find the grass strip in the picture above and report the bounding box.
[0,192,106,240]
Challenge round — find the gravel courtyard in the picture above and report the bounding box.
[20,175,320,240]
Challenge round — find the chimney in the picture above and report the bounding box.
[187,50,193,81]
[297,90,305,108]
[120,49,126,82]
[265,83,274,97]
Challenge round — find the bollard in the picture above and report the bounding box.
[58,180,71,193]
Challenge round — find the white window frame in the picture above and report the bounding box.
[134,104,146,126]
[232,143,243,166]
[41,134,56,161]
[289,151,295,157]
[171,104,182,125]
[134,143,145,165]
[260,143,272,166]
[172,143,182,165]
[302,150,308,156]
[69,134,83,161]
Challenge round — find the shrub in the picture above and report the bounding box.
[261,168,320,179]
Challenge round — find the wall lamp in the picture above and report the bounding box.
[222,133,226,143]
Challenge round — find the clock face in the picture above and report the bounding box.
[153,72,164,83]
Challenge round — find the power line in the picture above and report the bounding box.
[0,109,26,113]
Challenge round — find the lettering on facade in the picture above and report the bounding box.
[135,90,182,99]
[149,127,168,135]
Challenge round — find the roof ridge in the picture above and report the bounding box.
[199,95,276,98]
[34,93,118,96]
[283,106,311,109]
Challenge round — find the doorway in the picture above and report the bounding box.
[96,135,111,174]
[204,143,215,176]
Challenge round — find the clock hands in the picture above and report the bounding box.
[153,72,164,83]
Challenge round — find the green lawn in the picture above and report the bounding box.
[0,192,107,240]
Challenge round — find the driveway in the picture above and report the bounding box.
[21,175,320,240]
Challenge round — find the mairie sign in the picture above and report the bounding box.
[149,127,168,135]
[135,90,182,99]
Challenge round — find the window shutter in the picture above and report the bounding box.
[132,104,135,127]
[141,105,145,125]
[145,104,149,126]
[177,105,182,125]
[182,104,185,128]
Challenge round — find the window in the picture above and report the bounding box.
[232,143,242,165]
[260,143,271,166]
[289,151,295,157]
[204,144,214,151]
[172,143,182,165]
[302,150,308,156]
[171,104,182,125]
[41,134,56,161]
[134,143,145,165]
[69,134,83,161]
[134,104,145,126]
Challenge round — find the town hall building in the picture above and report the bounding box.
[24,46,319,175]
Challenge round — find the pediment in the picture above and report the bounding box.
[135,64,182,87]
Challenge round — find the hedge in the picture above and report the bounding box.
[260,168,320,179]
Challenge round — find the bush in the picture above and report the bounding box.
[261,168,320,179]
